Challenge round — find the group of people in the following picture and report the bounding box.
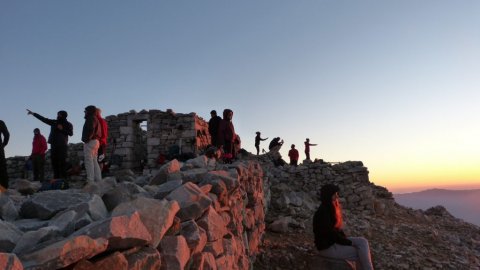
[208,109,239,163]
[253,132,318,166]
[0,106,109,190]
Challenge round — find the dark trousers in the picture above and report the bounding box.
[32,154,45,182]
[290,159,298,166]
[255,145,260,155]
[305,151,310,160]
[51,145,68,179]
[0,148,8,188]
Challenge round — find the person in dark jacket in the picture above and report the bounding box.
[313,184,374,270]
[82,105,102,183]
[288,144,299,166]
[30,128,48,182]
[268,137,284,151]
[208,110,222,147]
[304,138,317,160]
[0,120,10,189]
[217,109,235,163]
[255,131,268,155]
[27,109,73,180]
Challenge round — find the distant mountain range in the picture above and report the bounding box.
[394,188,480,226]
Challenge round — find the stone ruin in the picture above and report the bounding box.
[6,109,211,179]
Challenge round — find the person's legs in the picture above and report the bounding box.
[0,148,8,188]
[50,147,61,178]
[32,155,41,181]
[305,151,310,160]
[317,244,358,262]
[84,141,95,183]
[255,145,259,155]
[349,237,374,270]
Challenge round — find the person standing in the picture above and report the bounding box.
[27,109,73,180]
[255,132,268,155]
[304,138,317,160]
[208,110,222,147]
[0,120,10,189]
[96,108,108,166]
[82,105,102,183]
[288,144,299,166]
[313,184,374,269]
[30,128,48,182]
[217,109,235,163]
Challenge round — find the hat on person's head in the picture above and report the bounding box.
[320,184,340,204]
[256,131,260,134]
[306,138,309,141]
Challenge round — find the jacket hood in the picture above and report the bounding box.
[320,184,339,205]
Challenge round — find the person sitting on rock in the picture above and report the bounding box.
[313,184,374,270]
[268,137,283,151]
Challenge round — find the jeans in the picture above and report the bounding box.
[317,237,374,270]
[84,139,102,183]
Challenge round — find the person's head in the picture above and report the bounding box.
[33,128,40,135]
[223,109,233,121]
[210,110,217,117]
[306,138,310,142]
[57,110,68,120]
[256,131,260,135]
[320,184,342,228]
[84,105,97,117]
[291,144,295,149]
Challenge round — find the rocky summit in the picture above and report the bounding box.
[0,148,479,269]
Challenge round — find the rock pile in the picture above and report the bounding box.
[0,156,267,270]
[251,156,480,269]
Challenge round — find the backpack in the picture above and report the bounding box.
[38,179,68,191]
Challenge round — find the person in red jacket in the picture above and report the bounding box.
[96,108,108,163]
[217,109,235,163]
[288,144,300,166]
[31,128,48,182]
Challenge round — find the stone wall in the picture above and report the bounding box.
[0,157,267,270]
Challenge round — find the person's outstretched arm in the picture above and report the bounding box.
[27,109,55,126]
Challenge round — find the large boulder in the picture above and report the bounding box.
[0,220,23,253]
[166,182,212,221]
[112,197,179,248]
[20,235,108,270]
[159,235,190,270]
[72,211,152,251]
[0,253,23,270]
[124,247,161,270]
[19,190,103,220]
[0,193,19,221]
[149,160,181,185]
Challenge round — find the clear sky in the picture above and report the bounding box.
[1,1,479,193]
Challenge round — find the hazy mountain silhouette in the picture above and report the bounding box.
[394,188,480,226]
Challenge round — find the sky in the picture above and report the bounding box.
[1,1,480,193]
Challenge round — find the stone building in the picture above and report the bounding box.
[103,109,211,171]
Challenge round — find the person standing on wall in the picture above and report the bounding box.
[0,120,10,189]
[217,109,235,163]
[96,108,108,171]
[30,128,48,182]
[27,109,73,181]
[255,131,268,155]
[82,105,102,183]
[304,138,317,160]
[208,110,222,147]
[288,144,299,166]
